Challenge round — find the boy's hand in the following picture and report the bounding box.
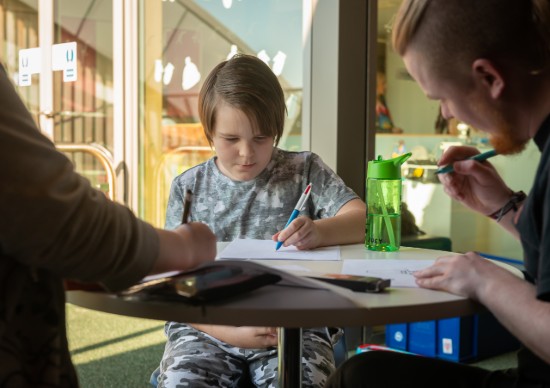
[228,326,278,348]
[272,216,321,250]
[191,324,278,348]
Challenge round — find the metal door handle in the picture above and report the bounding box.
[56,143,117,200]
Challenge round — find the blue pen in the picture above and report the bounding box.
[475,251,524,267]
[435,149,498,175]
[275,183,312,251]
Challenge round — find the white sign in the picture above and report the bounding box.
[18,47,42,86]
[52,42,78,82]
[18,42,78,87]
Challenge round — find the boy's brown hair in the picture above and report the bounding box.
[199,54,286,146]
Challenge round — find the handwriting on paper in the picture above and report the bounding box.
[341,259,435,287]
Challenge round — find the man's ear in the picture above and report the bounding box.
[472,59,505,99]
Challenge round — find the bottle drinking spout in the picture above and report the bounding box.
[393,152,412,167]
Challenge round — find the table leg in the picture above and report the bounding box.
[361,325,373,344]
[278,327,302,388]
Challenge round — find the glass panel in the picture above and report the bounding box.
[140,0,304,227]
[375,0,535,261]
[1,1,114,196]
[375,0,462,252]
[53,0,114,196]
[1,0,40,121]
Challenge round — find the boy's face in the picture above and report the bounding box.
[212,101,275,181]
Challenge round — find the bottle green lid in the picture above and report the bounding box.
[367,152,412,179]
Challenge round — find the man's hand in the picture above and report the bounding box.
[152,222,216,274]
[437,146,512,216]
[413,251,516,300]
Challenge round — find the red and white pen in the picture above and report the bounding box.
[275,183,312,250]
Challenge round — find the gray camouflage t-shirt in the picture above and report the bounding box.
[165,148,359,241]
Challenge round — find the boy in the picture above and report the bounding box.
[157,54,366,387]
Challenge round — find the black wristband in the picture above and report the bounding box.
[488,191,526,222]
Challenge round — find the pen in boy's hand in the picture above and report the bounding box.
[276,183,312,251]
[182,189,192,224]
[435,149,498,175]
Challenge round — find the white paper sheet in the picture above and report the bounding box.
[341,259,435,287]
[218,238,341,261]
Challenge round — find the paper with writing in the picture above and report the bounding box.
[218,238,341,261]
[341,259,435,287]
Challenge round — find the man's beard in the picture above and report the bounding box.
[487,118,528,155]
[478,101,528,155]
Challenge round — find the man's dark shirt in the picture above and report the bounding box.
[515,113,550,384]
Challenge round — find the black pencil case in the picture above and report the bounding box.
[120,262,282,304]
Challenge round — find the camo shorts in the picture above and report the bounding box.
[156,323,342,388]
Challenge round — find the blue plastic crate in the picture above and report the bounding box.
[385,323,408,350]
[437,316,475,362]
[408,320,437,357]
[384,311,519,362]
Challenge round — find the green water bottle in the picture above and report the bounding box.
[366,152,412,252]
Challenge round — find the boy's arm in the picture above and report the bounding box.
[189,324,278,348]
[314,198,366,247]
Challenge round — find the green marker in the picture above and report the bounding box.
[435,149,498,175]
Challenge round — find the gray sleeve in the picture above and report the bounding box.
[306,154,361,219]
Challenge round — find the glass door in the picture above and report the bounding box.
[139,0,305,227]
[3,0,121,201]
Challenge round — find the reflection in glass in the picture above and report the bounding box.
[2,0,40,119]
[140,0,303,226]
[181,56,200,91]
[2,0,114,196]
[53,0,114,196]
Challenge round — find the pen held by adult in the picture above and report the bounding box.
[182,189,193,224]
[437,145,487,168]
[435,149,497,175]
[152,222,217,274]
[436,146,512,217]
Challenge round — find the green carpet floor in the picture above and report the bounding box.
[67,304,166,387]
